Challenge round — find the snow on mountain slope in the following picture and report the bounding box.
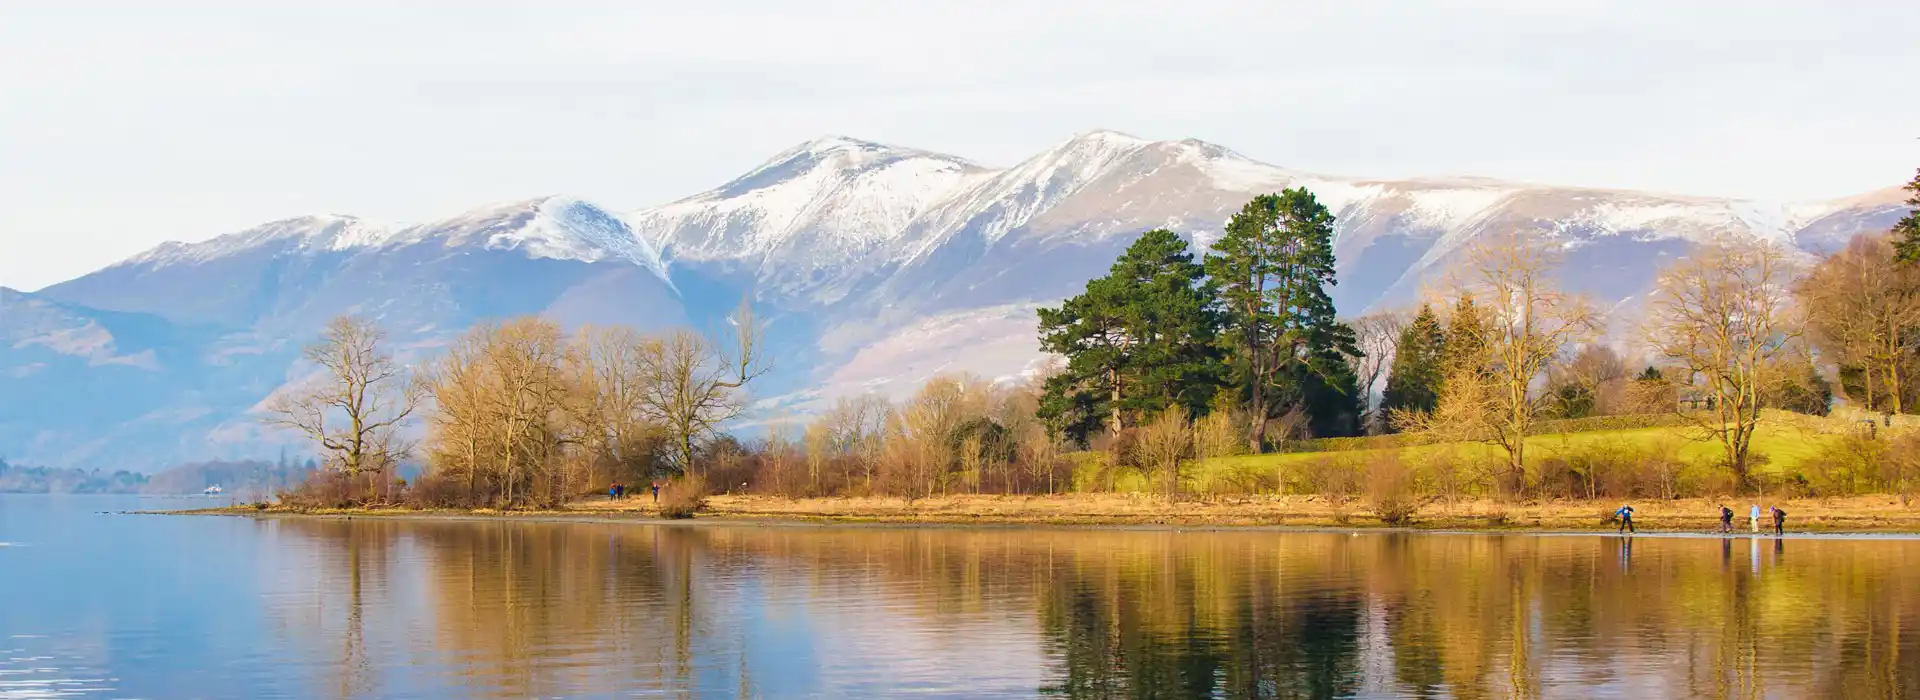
[630,128,1885,319]
[105,197,668,284]
[898,130,1158,256]
[117,215,390,269]
[628,137,989,290]
[388,196,671,284]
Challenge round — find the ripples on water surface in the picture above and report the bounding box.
[1,494,1917,698]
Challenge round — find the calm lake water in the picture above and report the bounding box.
[2,495,1918,699]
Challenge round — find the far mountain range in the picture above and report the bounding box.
[1,130,1909,471]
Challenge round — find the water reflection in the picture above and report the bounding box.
[263,521,1920,698]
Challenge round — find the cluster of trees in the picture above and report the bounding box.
[267,307,765,508]
[712,372,1078,499]
[0,457,148,494]
[1037,190,1364,448]
[1034,171,1920,495]
[0,456,311,495]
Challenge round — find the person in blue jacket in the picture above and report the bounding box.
[1616,504,1636,533]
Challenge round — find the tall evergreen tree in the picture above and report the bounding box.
[1206,188,1361,448]
[1442,295,1488,375]
[1890,168,1920,263]
[1207,195,1284,447]
[1039,229,1222,444]
[1380,303,1447,424]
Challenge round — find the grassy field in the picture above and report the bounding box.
[685,493,1920,532]
[1116,412,1857,496]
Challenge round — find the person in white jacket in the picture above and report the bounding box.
[1749,503,1762,533]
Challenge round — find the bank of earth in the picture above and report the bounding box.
[178,493,1920,534]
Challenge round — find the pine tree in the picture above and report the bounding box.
[1890,169,1920,263]
[1039,229,1222,444]
[1442,295,1488,376]
[1207,195,1283,448]
[1206,188,1360,448]
[1380,303,1447,425]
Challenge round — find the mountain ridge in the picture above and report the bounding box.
[4,130,1910,471]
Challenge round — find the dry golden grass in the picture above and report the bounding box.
[567,492,1920,532]
[182,491,1920,533]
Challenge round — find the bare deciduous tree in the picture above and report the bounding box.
[1447,231,1601,491]
[1645,237,1803,487]
[638,300,769,475]
[264,315,419,487]
[1017,422,1061,494]
[881,375,968,499]
[562,325,661,486]
[417,318,574,507]
[1799,234,1920,414]
[1133,407,1192,500]
[818,393,890,489]
[1348,310,1410,414]
[1550,345,1630,417]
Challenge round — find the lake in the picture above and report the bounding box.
[2,495,1917,699]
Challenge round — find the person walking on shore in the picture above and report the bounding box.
[1750,503,1762,533]
[1718,504,1734,534]
[1771,505,1787,536]
[651,481,661,503]
[1616,504,1636,534]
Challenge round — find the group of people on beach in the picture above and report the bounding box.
[1613,503,1788,535]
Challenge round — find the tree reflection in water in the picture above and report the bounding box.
[266,521,1920,699]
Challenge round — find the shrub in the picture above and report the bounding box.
[1191,409,1246,462]
[1287,454,1361,501]
[1097,428,1142,469]
[1410,449,1476,505]
[406,471,489,508]
[278,469,398,509]
[1364,453,1420,525]
[1201,468,1280,496]
[658,474,708,519]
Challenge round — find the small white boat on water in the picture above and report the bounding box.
[203,485,223,496]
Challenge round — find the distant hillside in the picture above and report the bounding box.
[0,458,147,493]
[0,457,314,496]
[141,459,315,499]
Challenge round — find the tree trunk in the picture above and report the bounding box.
[1866,362,1879,413]
[1889,355,1904,415]
[1248,380,1267,454]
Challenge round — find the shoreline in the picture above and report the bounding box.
[149,493,1920,536]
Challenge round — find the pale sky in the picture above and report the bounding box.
[3,1,1917,291]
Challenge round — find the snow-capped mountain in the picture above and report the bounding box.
[17,196,686,469]
[46,196,677,330]
[635,129,1908,412]
[630,137,990,304]
[3,130,1910,470]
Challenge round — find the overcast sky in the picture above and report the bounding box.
[2,1,1916,291]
